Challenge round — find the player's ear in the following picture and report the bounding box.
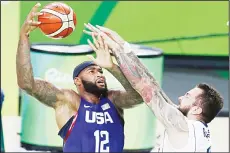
[74,77,82,86]
[191,106,202,115]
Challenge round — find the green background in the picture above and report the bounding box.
[1,1,228,151]
[20,1,228,56]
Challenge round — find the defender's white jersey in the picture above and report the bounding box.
[153,120,212,152]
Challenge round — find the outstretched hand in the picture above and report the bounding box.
[83,23,125,52]
[87,33,114,69]
[20,3,43,36]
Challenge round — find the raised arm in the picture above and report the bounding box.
[106,64,143,108]
[86,34,143,109]
[84,25,188,131]
[16,3,66,108]
[112,48,188,131]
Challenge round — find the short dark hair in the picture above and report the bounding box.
[72,61,95,79]
[196,83,223,123]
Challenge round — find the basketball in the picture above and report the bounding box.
[38,2,77,39]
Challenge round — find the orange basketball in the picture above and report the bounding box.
[38,2,77,39]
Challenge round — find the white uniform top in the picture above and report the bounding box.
[153,120,212,152]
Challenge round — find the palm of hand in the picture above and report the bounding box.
[94,49,113,69]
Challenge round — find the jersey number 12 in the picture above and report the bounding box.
[94,130,109,152]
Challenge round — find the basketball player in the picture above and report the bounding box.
[83,24,224,152]
[16,4,143,152]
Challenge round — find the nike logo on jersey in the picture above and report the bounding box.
[84,104,91,108]
[85,110,114,124]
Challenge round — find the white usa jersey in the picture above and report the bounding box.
[153,120,212,152]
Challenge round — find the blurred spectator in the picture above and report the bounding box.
[1,89,4,110]
[1,89,5,152]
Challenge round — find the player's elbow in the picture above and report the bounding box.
[130,93,144,106]
[132,94,144,106]
[134,95,144,105]
[17,80,34,95]
[18,82,30,92]
[128,89,144,104]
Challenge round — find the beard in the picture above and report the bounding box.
[82,79,108,97]
[178,106,191,116]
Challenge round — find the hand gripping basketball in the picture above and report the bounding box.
[20,3,42,36]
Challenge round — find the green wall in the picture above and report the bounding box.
[20,1,228,56]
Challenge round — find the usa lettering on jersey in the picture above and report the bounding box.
[85,110,114,124]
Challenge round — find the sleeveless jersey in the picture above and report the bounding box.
[153,120,212,152]
[58,97,125,152]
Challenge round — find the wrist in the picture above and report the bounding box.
[20,31,29,38]
[106,63,117,71]
[122,42,132,53]
[118,40,125,47]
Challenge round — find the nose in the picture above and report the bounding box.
[96,72,104,79]
[178,96,183,103]
[96,72,102,77]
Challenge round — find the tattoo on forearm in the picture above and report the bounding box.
[16,35,34,91]
[113,50,158,101]
[108,64,143,108]
[112,48,187,130]
[107,64,134,91]
[113,48,175,106]
[145,87,188,131]
[16,35,63,108]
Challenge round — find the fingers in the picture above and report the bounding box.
[96,25,114,35]
[97,34,105,50]
[32,12,43,18]
[92,33,99,49]
[87,39,98,52]
[83,30,92,36]
[108,49,114,55]
[86,55,96,63]
[88,23,101,33]
[87,32,106,52]
[104,43,109,53]
[100,33,115,48]
[26,30,31,36]
[32,3,41,12]
[84,23,112,39]
[84,23,94,32]
[83,30,99,37]
[84,23,98,33]
[28,3,41,20]
[27,20,41,26]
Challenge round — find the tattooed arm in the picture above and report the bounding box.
[15,3,75,109]
[16,33,68,108]
[83,24,186,130]
[107,64,143,108]
[86,33,143,109]
[112,46,188,132]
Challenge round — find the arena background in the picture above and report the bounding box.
[1,1,229,152]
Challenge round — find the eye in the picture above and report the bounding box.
[89,70,94,74]
[185,93,189,97]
